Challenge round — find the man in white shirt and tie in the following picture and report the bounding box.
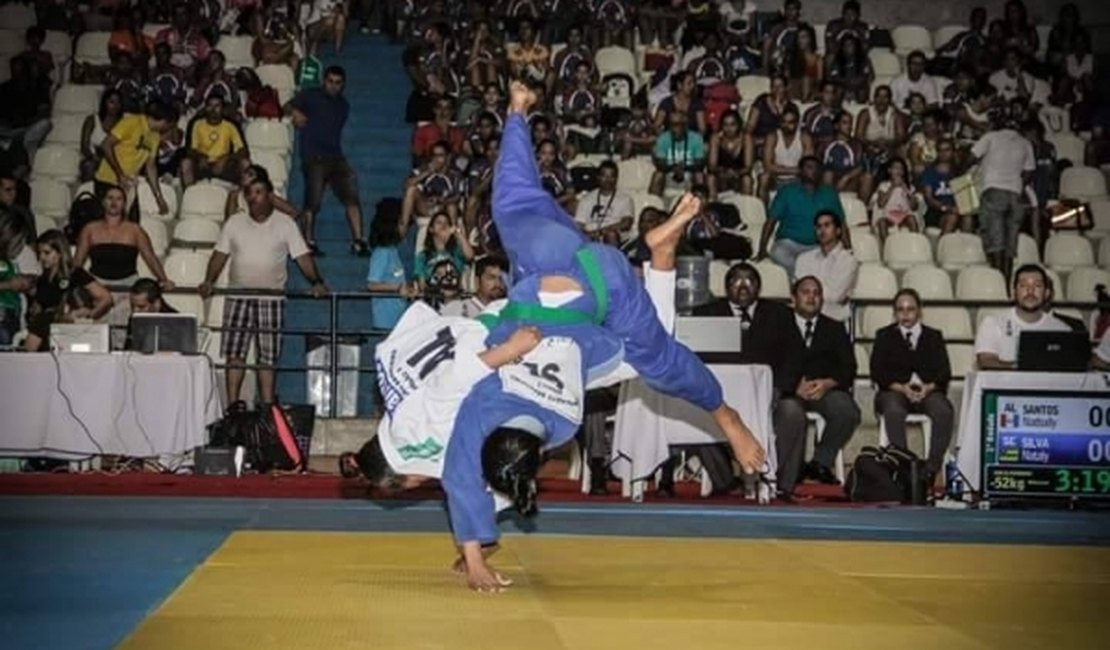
[793,210,858,322]
[573,160,635,246]
[975,264,1070,370]
[439,256,508,318]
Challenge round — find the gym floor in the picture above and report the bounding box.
[3,496,1109,650]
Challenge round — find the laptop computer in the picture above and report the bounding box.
[674,317,743,353]
[50,323,110,353]
[130,313,198,354]
[1017,331,1091,372]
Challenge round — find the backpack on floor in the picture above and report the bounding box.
[208,401,304,473]
[844,445,927,504]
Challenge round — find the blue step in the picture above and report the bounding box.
[276,35,412,416]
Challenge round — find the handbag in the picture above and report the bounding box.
[950,172,980,216]
[1048,199,1093,231]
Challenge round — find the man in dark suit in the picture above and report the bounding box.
[693,262,795,391]
[870,289,954,475]
[775,276,860,495]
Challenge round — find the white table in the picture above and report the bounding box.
[0,352,222,458]
[955,370,1110,490]
[611,363,776,502]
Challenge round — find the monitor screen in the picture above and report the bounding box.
[130,313,198,354]
[981,389,1110,500]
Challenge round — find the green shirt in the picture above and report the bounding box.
[0,259,21,312]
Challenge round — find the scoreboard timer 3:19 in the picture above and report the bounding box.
[982,390,1110,500]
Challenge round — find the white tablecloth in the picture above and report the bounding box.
[0,352,222,458]
[611,364,776,501]
[955,370,1110,490]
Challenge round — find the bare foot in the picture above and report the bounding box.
[714,406,766,475]
[509,80,536,115]
[451,556,466,574]
[644,192,701,252]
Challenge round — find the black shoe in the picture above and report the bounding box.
[587,458,608,496]
[350,240,369,256]
[805,460,840,485]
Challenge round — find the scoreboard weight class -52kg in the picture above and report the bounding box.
[981,390,1110,501]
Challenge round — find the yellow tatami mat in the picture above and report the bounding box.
[118,532,1110,650]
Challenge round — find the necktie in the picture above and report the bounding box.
[739,308,752,329]
[905,330,914,350]
[804,319,813,347]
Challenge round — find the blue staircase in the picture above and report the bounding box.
[277,35,412,416]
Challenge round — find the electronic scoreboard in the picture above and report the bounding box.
[981,390,1110,500]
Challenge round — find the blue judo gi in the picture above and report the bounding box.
[441,113,725,544]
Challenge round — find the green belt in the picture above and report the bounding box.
[476,248,609,330]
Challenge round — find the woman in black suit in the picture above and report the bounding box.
[869,289,954,474]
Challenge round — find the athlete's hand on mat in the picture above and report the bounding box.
[507,326,542,356]
[467,562,513,593]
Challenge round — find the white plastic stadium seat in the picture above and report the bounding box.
[853,264,897,300]
[173,218,224,248]
[163,250,213,287]
[43,114,86,148]
[594,46,636,80]
[1100,237,1110,267]
[216,35,255,68]
[856,305,890,339]
[616,157,654,193]
[902,265,953,300]
[882,231,933,270]
[245,119,293,156]
[936,232,987,269]
[1060,166,1108,201]
[923,307,972,340]
[29,178,72,221]
[1090,200,1110,236]
[849,229,880,263]
[31,146,80,182]
[256,64,296,103]
[253,150,289,188]
[932,26,965,51]
[841,195,868,228]
[868,50,902,77]
[43,30,72,62]
[181,183,230,222]
[723,193,767,230]
[52,84,102,117]
[0,29,21,56]
[1049,133,1086,166]
[946,343,975,379]
[141,220,169,258]
[752,260,790,299]
[629,191,665,220]
[1066,267,1110,303]
[1044,233,1094,270]
[0,3,36,30]
[1016,233,1040,265]
[74,32,112,66]
[709,259,731,298]
[955,266,1007,301]
[891,25,934,57]
[136,181,180,222]
[736,75,771,104]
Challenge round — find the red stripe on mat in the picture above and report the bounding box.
[0,473,855,507]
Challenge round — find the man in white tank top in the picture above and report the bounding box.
[758,105,811,205]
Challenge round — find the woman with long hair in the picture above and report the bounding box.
[743,74,797,170]
[414,210,473,299]
[707,110,751,197]
[72,185,174,348]
[786,25,822,101]
[80,89,124,181]
[825,34,872,104]
[22,230,113,351]
[654,71,707,135]
[366,199,415,332]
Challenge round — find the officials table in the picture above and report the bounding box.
[611,363,777,502]
[0,352,222,458]
[955,370,1110,491]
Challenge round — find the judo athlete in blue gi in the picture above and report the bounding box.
[345,82,765,592]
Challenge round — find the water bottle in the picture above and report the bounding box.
[944,459,963,500]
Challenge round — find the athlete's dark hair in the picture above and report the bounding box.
[339,437,403,489]
[482,427,542,517]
